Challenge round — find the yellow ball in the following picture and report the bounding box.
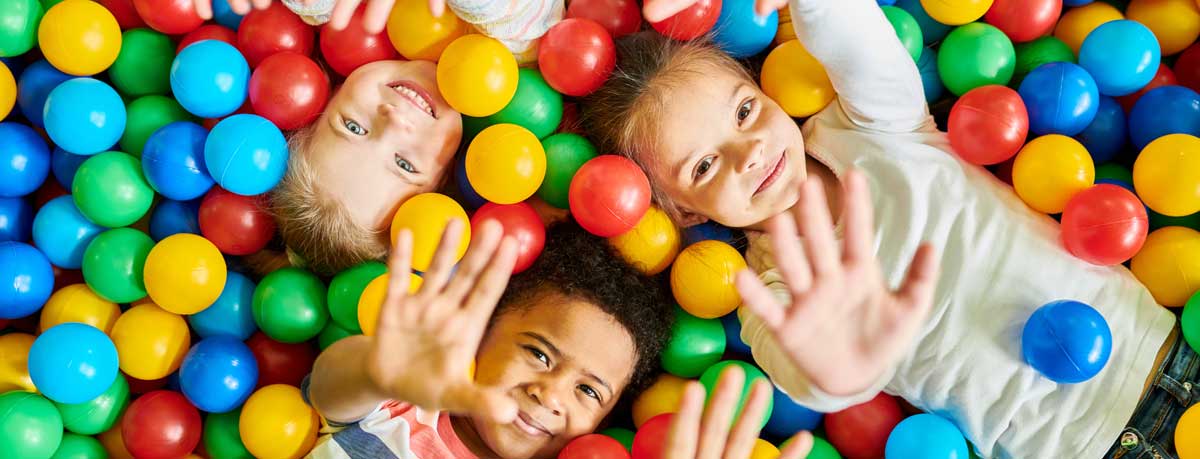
[1012,134,1095,214]
[239,384,319,459]
[1055,2,1125,54]
[1132,226,1200,307]
[0,61,13,120]
[37,0,122,75]
[98,416,134,459]
[39,284,121,334]
[357,272,423,336]
[0,333,36,393]
[466,124,547,204]
[386,0,468,60]
[750,439,782,459]
[1127,0,1200,55]
[671,240,747,319]
[436,34,519,117]
[761,40,835,118]
[609,206,682,275]
[1134,134,1200,217]
[110,304,191,380]
[390,193,471,272]
[143,234,227,315]
[1179,404,1200,459]
[632,374,689,427]
[920,0,994,25]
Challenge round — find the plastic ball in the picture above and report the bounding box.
[566,0,641,38]
[327,261,386,334]
[882,6,923,61]
[471,202,546,274]
[179,336,258,413]
[0,197,32,242]
[938,22,1015,96]
[560,434,630,459]
[0,392,63,459]
[437,34,519,117]
[16,60,71,128]
[188,271,257,340]
[44,78,126,155]
[475,70,564,140]
[1079,20,1161,97]
[897,0,952,44]
[1116,63,1178,112]
[0,333,35,392]
[1134,134,1200,217]
[38,284,119,333]
[569,155,652,237]
[1179,404,1200,458]
[246,333,316,387]
[386,0,467,60]
[320,8,398,77]
[984,0,1062,43]
[390,193,471,272]
[763,385,823,439]
[51,147,87,190]
[144,233,228,314]
[55,374,130,435]
[248,52,329,130]
[748,439,779,459]
[109,29,174,97]
[141,121,214,201]
[712,0,778,58]
[210,0,243,30]
[356,272,422,337]
[683,220,737,245]
[72,151,154,228]
[1022,300,1112,382]
[539,18,616,97]
[111,304,191,380]
[252,267,330,343]
[671,240,747,319]
[630,413,672,459]
[465,124,547,204]
[698,361,772,429]
[920,0,991,25]
[609,206,682,276]
[38,0,121,76]
[0,122,50,197]
[236,2,314,67]
[81,228,154,303]
[1178,43,1200,92]
[203,410,252,458]
[122,95,194,161]
[599,427,635,452]
[824,393,903,459]
[1054,1,1124,54]
[1074,96,1127,164]
[0,61,12,119]
[761,39,835,117]
[948,85,1028,165]
[29,323,118,404]
[1132,226,1200,306]
[632,374,688,427]
[1012,134,1094,213]
[649,0,721,40]
[31,196,103,269]
[539,133,598,209]
[122,390,201,459]
[317,322,356,350]
[52,433,107,459]
[1018,62,1099,136]
[170,40,250,119]
[178,24,238,53]
[204,114,288,196]
[0,0,42,57]
[720,312,752,357]
[885,414,969,459]
[1012,35,1075,86]
[661,308,725,378]
[131,0,203,34]
[1126,0,1200,56]
[1129,86,1200,151]
[149,199,201,241]
[238,384,318,459]
[198,187,275,256]
[1062,184,1147,265]
[1187,292,1200,354]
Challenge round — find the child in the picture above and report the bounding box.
[580,0,1198,457]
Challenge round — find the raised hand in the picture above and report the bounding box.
[735,170,940,397]
[642,0,787,23]
[194,0,447,34]
[365,218,520,424]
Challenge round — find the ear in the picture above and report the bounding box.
[678,210,709,228]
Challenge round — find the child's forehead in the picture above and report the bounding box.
[495,296,637,377]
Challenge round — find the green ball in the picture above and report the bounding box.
[0,392,64,459]
[50,433,106,459]
[487,68,563,139]
[537,133,597,209]
[462,114,493,144]
[55,374,129,436]
[599,427,635,452]
[1013,36,1075,87]
[253,267,330,343]
[72,151,155,228]
[698,360,773,430]
[318,321,358,350]
[38,0,64,10]
[0,0,42,57]
[326,260,387,333]
[805,436,842,459]
[120,95,193,155]
[203,410,254,459]
[1185,292,1200,356]
[937,22,1015,96]
[662,308,726,378]
[82,228,154,303]
[108,29,175,97]
[881,6,922,62]
[1095,163,1133,185]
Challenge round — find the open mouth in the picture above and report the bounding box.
[514,411,552,437]
[754,152,787,196]
[386,80,436,118]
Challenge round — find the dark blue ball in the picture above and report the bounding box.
[51,147,88,189]
[1022,300,1112,383]
[16,60,72,128]
[1073,96,1127,164]
[0,197,32,243]
[764,385,824,439]
[149,199,202,241]
[1128,85,1200,151]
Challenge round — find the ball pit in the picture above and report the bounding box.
[764,385,823,439]
[357,272,422,337]
[37,0,121,76]
[188,271,258,340]
[1132,226,1200,307]
[560,433,629,459]
[55,373,130,435]
[0,122,50,197]
[937,22,1015,96]
[109,28,174,97]
[919,0,992,26]
[170,40,250,119]
[466,123,547,205]
[477,68,564,140]
[143,233,227,315]
[122,95,194,161]
[539,18,617,97]
[761,39,835,117]
[1134,133,1200,217]
[385,0,466,60]
[437,34,519,117]
[204,114,289,196]
[44,78,127,156]
[111,303,191,381]
[1180,404,1200,458]
[149,199,201,241]
[1061,185,1149,266]
[671,240,747,319]
[327,261,386,334]
[239,384,319,459]
[649,0,720,41]
[42,284,120,333]
[1019,62,1099,136]
[630,413,672,459]
[1012,36,1074,87]
[0,61,12,120]
[31,196,104,269]
[0,391,63,459]
[1022,300,1112,383]
[178,24,238,53]
[983,0,1061,44]
[1187,292,1200,354]
[661,308,725,378]
[699,361,773,429]
[253,267,330,343]
[121,390,202,459]
[390,193,470,272]
[142,121,215,201]
[246,332,316,388]
[897,0,951,45]
[72,151,155,228]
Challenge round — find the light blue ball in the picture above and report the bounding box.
[204,114,289,196]
[1128,85,1200,151]
[764,385,823,440]
[895,0,951,45]
[179,336,259,413]
[917,46,945,104]
[28,323,120,404]
[0,197,32,242]
[142,121,215,201]
[885,413,970,459]
[1018,62,1099,136]
[0,241,54,319]
[1079,20,1161,97]
[149,199,202,241]
[1022,300,1112,383]
[171,40,250,119]
[43,78,127,155]
[31,195,105,269]
[711,0,778,59]
[0,122,50,197]
[16,60,72,128]
[51,147,88,189]
[189,271,259,340]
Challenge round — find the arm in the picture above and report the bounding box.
[308,335,392,423]
[446,0,564,63]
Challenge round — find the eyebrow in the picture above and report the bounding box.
[521,332,615,400]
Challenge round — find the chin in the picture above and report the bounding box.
[476,419,560,459]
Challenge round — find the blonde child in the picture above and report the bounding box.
[581,0,1198,457]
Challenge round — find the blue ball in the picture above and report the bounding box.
[877,0,897,5]
[684,222,737,245]
[1064,0,1094,5]
[204,114,289,196]
[43,78,127,155]
[711,0,778,59]
[142,121,216,201]
[0,197,33,242]
[1,56,24,77]
[917,46,945,104]
[719,312,752,356]
[149,199,202,241]
[51,147,88,189]
[179,336,259,413]
[0,122,50,197]
[455,153,488,209]
[1022,300,1112,383]
[1019,62,1100,136]
[16,60,72,128]
[885,414,970,459]
[0,241,54,319]
[895,0,951,45]
[32,195,105,269]
[1079,20,1161,97]
[1128,85,1200,151]
[763,385,823,439]
[1073,96,1127,164]
[171,40,250,119]
[212,0,245,30]
[28,323,119,404]
[189,272,258,340]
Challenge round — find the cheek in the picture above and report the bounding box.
[472,342,524,387]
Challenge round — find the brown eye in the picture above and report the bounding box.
[737,100,753,123]
[695,156,715,179]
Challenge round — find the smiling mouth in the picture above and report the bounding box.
[754,151,787,196]
[386,80,436,118]
[514,412,552,437]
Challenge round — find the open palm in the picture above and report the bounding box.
[642,0,787,22]
[194,0,446,33]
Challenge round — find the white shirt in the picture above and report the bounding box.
[739,1,1177,458]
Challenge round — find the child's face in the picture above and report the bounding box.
[645,66,808,229]
[306,60,464,233]
[463,294,636,459]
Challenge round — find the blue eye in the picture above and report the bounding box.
[395,156,417,173]
[344,118,367,136]
[579,385,600,401]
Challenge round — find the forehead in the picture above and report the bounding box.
[645,67,751,159]
[497,295,636,388]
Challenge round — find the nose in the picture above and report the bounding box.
[724,135,766,174]
[379,103,416,134]
[526,381,566,417]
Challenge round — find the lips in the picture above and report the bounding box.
[386,80,436,118]
[754,151,787,196]
[514,411,552,437]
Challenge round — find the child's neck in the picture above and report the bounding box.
[449,414,495,458]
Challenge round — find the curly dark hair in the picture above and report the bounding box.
[494,222,674,406]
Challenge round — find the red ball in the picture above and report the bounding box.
[983,0,1061,43]
[1117,64,1178,112]
[320,7,400,77]
[560,433,631,459]
[648,0,721,41]
[249,52,330,130]
[246,332,317,388]
[630,413,673,459]
[178,25,238,54]
[1176,43,1200,93]
[100,0,147,29]
[538,18,616,97]
[569,155,651,238]
[132,0,204,35]
[824,392,903,459]
[1061,184,1148,265]
[948,85,1029,165]
[470,202,546,274]
[121,391,202,459]
[198,187,277,256]
[567,0,642,38]
[237,2,315,67]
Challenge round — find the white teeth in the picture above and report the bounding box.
[389,84,434,117]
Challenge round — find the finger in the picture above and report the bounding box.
[722,379,772,459]
[796,177,841,282]
[428,0,445,16]
[379,229,414,330]
[439,220,505,305]
[418,218,466,295]
[779,431,815,459]
[363,0,395,34]
[250,0,270,11]
[329,0,363,30]
[735,270,786,329]
[755,0,785,16]
[841,170,876,266]
[461,236,518,325]
[764,212,813,293]
[664,382,706,459]
[643,0,695,23]
[195,0,214,20]
[229,0,251,14]
[897,243,940,312]
[696,366,745,459]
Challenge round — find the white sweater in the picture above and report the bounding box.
[739,1,1177,458]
